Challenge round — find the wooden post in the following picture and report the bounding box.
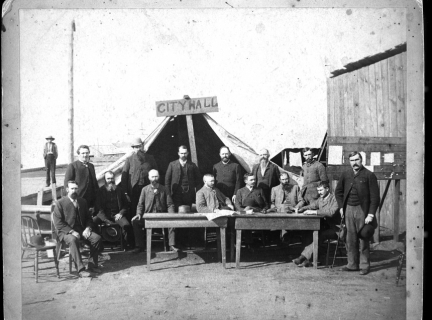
[374,179,391,244]
[51,183,57,202]
[186,115,198,165]
[393,179,400,242]
[37,189,43,206]
[68,20,75,163]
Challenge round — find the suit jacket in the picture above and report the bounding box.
[212,161,243,199]
[252,162,280,192]
[271,184,305,210]
[43,142,58,159]
[196,186,233,213]
[301,193,340,232]
[64,161,99,199]
[95,185,129,221]
[165,160,202,195]
[53,196,94,239]
[335,166,380,228]
[235,186,269,211]
[136,184,175,217]
[121,152,158,195]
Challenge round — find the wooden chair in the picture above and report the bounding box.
[21,216,60,283]
[324,233,346,268]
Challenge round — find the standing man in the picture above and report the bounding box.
[121,138,158,220]
[131,169,177,253]
[53,180,103,277]
[43,135,58,187]
[301,147,328,205]
[196,174,234,213]
[165,145,202,211]
[335,151,380,275]
[212,146,243,203]
[252,149,280,203]
[270,172,305,212]
[64,145,99,213]
[94,171,133,248]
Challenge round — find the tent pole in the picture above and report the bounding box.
[186,115,198,165]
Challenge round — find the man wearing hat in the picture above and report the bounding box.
[53,180,103,277]
[196,174,234,213]
[301,148,329,205]
[121,138,158,220]
[335,151,380,275]
[43,135,58,187]
[64,145,99,212]
[131,169,177,253]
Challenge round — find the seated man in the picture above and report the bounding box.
[235,173,269,213]
[270,172,305,212]
[196,174,234,213]
[94,171,133,248]
[293,181,340,267]
[131,169,177,253]
[53,180,104,277]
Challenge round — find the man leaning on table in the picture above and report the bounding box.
[196,174,234,213]
[270,172,305,213]
[292,181,340,267]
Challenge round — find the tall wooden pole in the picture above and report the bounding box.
[68,20,75,163]
[186,115,198,165]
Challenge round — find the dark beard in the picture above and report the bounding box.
[106,183,116,191]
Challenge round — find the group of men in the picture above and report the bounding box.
[51,136,379,277]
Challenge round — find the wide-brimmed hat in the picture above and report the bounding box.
[178,205,191,213]
[29,235,46,248]
[45,135,55,140]
[131,137,143,147]
[101,225,121,242]
[359,224,375,239]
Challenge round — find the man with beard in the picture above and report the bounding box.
[335,151,379,275]
[121,138,158,220]
[94,171,133,248]
[131,169,177,253]
[212,146,243,203]
[43,135,58,187]
[196,174,234,213]
[165,145,202,211]
[53,180,103,277]
[252,149,280,203]
[270,172,305,212]
[301,148,328,205]
[293,181,340,267]
[64,145,99,213]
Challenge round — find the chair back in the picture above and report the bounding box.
[21,216,42,249]
[50,202,60,242]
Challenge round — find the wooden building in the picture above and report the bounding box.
[326,44,407,242]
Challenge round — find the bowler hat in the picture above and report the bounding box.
[45,135,55,140]
[178,205,191,213]
[29,235,46,248]
[101,225,121,242]
[359,224,375,239]
[131,137,143,147]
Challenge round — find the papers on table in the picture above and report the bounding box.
[327,145,343,165]
[203,209,238,221]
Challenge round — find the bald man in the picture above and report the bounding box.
[251,149,280,203]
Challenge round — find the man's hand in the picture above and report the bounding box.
[114,213,122,221]
[340,208,344,219]
[244,206,252,211]
[131,214,141,222]
[261,209,267,214]
[298,207,307,213]
[82,227,92,239]
[71,230,81,239]
[227,204,234,210]
[89,207,95,215]
[365,214,374,224]
[231,195,236,204]
[304,210,318,215]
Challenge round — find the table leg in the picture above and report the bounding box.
[313,230,318,269]
[216,228,222,262]
[236,230,242,269]
[220,227,226,269]
[230,223,235,263]
[146,228,152,271]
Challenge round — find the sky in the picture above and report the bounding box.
[20,8,406,168]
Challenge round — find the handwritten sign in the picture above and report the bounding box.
[156,96,219,117]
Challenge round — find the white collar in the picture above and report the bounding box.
[68,196,77,203]
[246,185,254,191]
[179,159,187,166]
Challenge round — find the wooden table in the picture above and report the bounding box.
[232,213,323,269]
[144,213,228,270]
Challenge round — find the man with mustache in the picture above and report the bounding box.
[94,171,133,248]
[196,174,234,213]
[270,172,305,213]
[132,169,177,253]
[235,173,269,213]
[53,180,103,277]
[335,151,380,275]
[212,146,243,204]
[301,147,329,205]
[64,145,99,213]
[251,149,280,203]
[121,138,158,220]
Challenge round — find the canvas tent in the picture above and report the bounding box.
[96,114,304,189]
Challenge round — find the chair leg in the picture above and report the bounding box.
[325,240,330,268]
[53,248,60,278]
[162,228,167,252]
[69,254,73,274]
[35,251,39,283]
[204,228,208,250]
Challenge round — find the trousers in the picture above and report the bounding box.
[345,204,370,269]
[45,154,56,185]
[301,228,337,260]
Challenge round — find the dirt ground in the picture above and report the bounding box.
[21,238,406,320]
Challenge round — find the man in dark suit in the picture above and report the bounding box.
[43,135,58,187]
[252,149,280,203]
[165,145,202,211]
[235,173,269,213]
[131,169,177,253]
[335,151,380,275]
[64,145,99,213]
[94,171,133,248]
[53,180,103,277]
[212,146,243,204]
[121,138,158,220]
